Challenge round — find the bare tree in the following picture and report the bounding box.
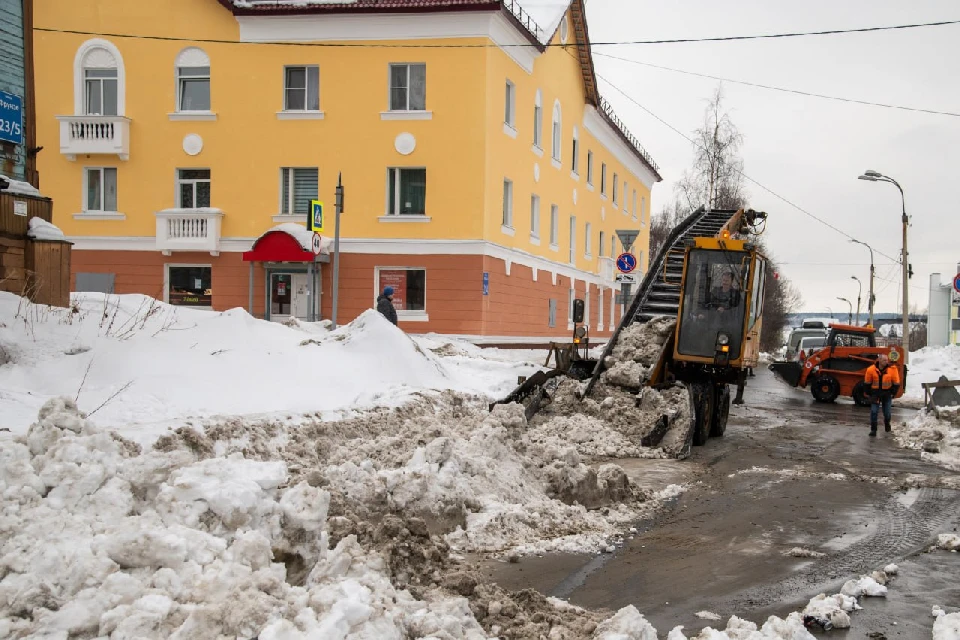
[755,240,803,352]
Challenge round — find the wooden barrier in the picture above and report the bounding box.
[0,190,69,307]
[25,239,72,307]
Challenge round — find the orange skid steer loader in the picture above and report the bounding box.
[769,324,906,405]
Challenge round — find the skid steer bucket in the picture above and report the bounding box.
[769,361,803,387]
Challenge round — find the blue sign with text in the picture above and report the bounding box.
[0,91,23,145]
[483,272,489,296]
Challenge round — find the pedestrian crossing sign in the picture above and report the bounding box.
[308,200,324,233]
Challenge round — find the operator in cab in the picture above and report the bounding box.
[864,353,900,437]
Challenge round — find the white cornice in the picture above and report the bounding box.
[65,236,617,287]
[583,105,658,190]
[236,11,535,74]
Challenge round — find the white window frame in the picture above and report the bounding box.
[374,266,428,321]
[173,47,212,119]
[584,222,592,258]
[551,100,562,166]
[599,230,605,257]
[549,204,559,249]
[73,39,125,117]
[586,150,594,187]
[385,167,428,218]
[176,168,211,209]
[533,89,543,152]
[598,287,604,331]
[568,286,575,326]
[641,196,647,224]
[278,167,319,217]
[387,63,427,112]
[164,263,213,309]
[632,189,638,220]
[585,283,591,329]
[571,126,579,177]
[83,167,118,213]
[281,64,322,117]
[530,194,540,243]
[501,178,514,232]
[568,215,576,264]
[612,172,619,207]
[600,163,607,197]
[623,181,629,213]
[504,79,516,134]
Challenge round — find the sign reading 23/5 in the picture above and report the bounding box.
[0,90,24,146]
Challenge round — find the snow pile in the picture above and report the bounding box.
[840,575,887,598]
[934,612,960,640]
[934,533,960,551]
[26,217,66,241]
[784,547,826,558]
[802,593,860,629]
[906,345,960,400]
[893,408,960,471]
[0,293,539,440]
[665,613,817,639]
[0,177,41,197]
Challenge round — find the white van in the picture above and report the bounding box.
[797,336,826,359]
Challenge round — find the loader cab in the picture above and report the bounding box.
[827,324,876,349]
[674,237,766,370]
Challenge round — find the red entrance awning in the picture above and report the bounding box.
[243,225,318,262]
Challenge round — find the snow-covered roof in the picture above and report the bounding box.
[1,177,42,198]
[26,217,67,242]
[517,0,569,43]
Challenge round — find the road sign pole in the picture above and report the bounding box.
[331,173,344,329]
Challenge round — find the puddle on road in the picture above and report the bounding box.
[895,487,922,509]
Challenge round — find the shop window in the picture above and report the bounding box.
[377,268,426,314]
[271,273,293,316]
[548,298,557,328]
[167,265,212,307]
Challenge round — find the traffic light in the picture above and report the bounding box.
[908,263,914,279]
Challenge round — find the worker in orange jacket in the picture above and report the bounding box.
[864,354,900,437]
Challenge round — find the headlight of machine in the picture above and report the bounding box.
[717,333,730,346]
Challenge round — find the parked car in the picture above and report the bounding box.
[786,327,828,360]
[796,336,827,360]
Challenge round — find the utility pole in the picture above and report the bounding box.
[331,173,344,329]
[857,171,909,363]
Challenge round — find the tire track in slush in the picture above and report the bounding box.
[721,486,960,612]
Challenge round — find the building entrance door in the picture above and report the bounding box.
[269,272,313,322]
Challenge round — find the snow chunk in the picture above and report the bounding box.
[936,533,960,551]
[27,217,66,241]
[883,563,899,575]
[934,612,960,640]
[840,575,887,598]
[784,547,825,558]
[802,593,859,629]
[593,605,658,639]
[695,610,722,621]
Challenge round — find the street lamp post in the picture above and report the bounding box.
[849,239,875,327]
[858,170,909,364]
[851,276,862,325]
[837,297,853,325]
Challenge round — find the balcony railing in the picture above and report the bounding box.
[503,0,543,41]
[57,115,131,161]
[598,98,660,175]
[155,208,224,255]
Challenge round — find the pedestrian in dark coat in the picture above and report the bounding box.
[377,286,398,326]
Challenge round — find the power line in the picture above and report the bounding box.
[592,71,901,263]
[594,53,960,118]
[34,17,960,48]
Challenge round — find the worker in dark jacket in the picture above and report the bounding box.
[864,353,901,437]
[376,286,398,326]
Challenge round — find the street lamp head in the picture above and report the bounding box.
[858,174,878,182]
[864,169,882,177]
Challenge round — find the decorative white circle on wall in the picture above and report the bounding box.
[395,133,416,155]
[534,163,540,182]
[572,188,578,204]
[182,134,203,156]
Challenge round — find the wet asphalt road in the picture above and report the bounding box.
[486,366,960,638]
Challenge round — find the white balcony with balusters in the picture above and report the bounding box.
[57,115,131,160]
[155,208,224,256]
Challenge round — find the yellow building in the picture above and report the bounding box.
[34,0,660,342]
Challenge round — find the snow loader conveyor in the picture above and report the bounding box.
[490,206,771,456]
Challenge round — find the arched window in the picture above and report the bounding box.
[551,100,562,162]
[74,39,125,116]
[533,89,543,148]
[176,47,211,112]
[571,125,579,174]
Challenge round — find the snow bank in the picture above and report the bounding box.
[893,408,960,471]
[666,613,817,639]
[935,533,960,551]
[0,293,538,441]
[935,612,960,640]
[26,217,66,241]
[906,345,960,400]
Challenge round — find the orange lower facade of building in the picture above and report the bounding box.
[70,249,623,344]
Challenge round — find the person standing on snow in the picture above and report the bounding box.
[377,286,398,326]
[864,353,900,437]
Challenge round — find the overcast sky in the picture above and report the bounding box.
[563,0,960,316]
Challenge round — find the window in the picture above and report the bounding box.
[389,63,426,111]
[176,48,211,112]
[280,168,319,216]
[284,65,320,111]
[168,266,212,307]
[84,167,117,212]
[533,90,543,147]
[377,268,426,314]
[568,215,576,264]
[632,190,638,220]
[548,298,557,328]
[585,222,592,256]
[568,287,575,323]
[598,288,604,330]
[550,205,559,246]
[502,179,513,227]
[178,169,211,208]
[504,80,516,128]
[76,39,123,116]
[641,196,647,223]
[587,151,594,185]
[601,163,607,195]
[387,168,427,215]
[599,231,605,257]
[571,127,579,175]
[530,194,540,237]
[76,273,115,294]
[613,173,619,205]
[609,289,615,327]
[623,181,628,210]
[551,101,562,162]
